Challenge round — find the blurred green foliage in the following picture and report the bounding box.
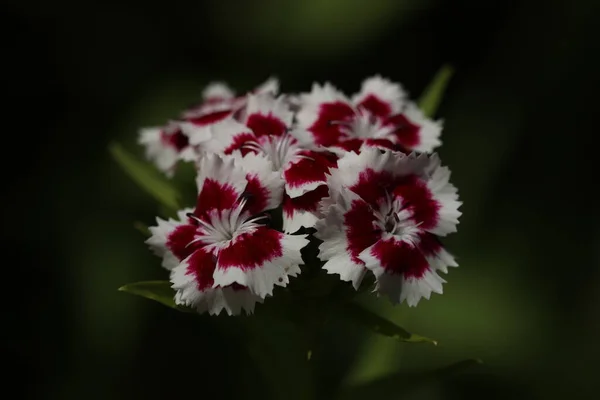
[5,0,600,399]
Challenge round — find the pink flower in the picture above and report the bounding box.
[295,76,442,155]
[145,154,309,315]
[315,148,461,306]
[190,93,339,233]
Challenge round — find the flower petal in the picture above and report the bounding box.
[352,75,406,117]
[138,125,183,176]
[422,154,462,236]
[283,150,337,198]
[387,102,442,152]
[315,198,371,289]
[202,82,235,101]
[236,152,284,214]
[418,233,458,274]
[253,76,280,95]
[190,117,255,155]
[194,154,247,217]
[244,94,293,135]
[282,185,329,233]
[296,83,354,146]
[171,247,263,315]
[146,208,195,270]
[359,236,445,306]
[213,227,308,297]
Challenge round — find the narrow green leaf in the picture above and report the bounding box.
[338,358,482,399]
[118,280,192,312]
[109,142,180,210]
[418,64,455,118]
[344,303,437,345]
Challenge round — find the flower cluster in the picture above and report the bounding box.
[141,76,461,315]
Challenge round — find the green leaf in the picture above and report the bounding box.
[418,64,455,118]
[337,358,482,399]
[344,302,437,345]
[118,280,192,312]
[109,142,180,210]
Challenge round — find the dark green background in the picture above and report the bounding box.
[5,0,599,398]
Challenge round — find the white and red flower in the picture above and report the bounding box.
[315,148,461,306]
[145,153,309,315]
[139,78,279,176]
[189,92,339,233]
[295,76,442,155]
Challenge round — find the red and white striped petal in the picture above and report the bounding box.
[387,102,442,153]
[170,247,263,315]
[352,75,406,118]
[325,148,403,200]
[243,94,293,137]
[418,233,458,274]
[212,227,309,297]
[358,235,447,307]
[315,192,375,289]
[194,154,248,217]
[186,117,255,155]
[236,152,285,214]
[180,109,235,146]
[295,83,354,147]
[421,154,461,235]
[138,126,180,177]
[146,208,195,270]
[282,185,329,233]
[283,150,338,198]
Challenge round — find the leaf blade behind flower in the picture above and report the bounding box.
[337,358,483,399]
[118,280,192,312]
[344,302,437,345]
[418,64,455,118]
[109,142,180,210]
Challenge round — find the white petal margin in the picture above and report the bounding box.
[352,75,407,115]
[295,82,351,130]
[328,149,434,199]
[146,208,194,271]
[402,102,442,152]
[284,165,327,199]
[297,82,349,106]
[422,153,462,236]
[314,193,368,290]
[171,260,264,316]
[253,76,280,95]
[283,207,320,234]
[325,149,393,199]
[244,93,294,127]
[138,126,178,177]
[213,233,309,298]
[359,240,446,307]
[426,245,459,274]
[178,121,213,147]
[186,117,253,154]
[235,152,285,211]
[202,82,235,100]
[195,153,248,196]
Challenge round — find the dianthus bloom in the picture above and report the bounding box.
[185,92,338,233]
[295,76,442,155]
[145,154,309,315]
[315,148,461,306]
[133,73,461,315]
[138,78,278,176]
